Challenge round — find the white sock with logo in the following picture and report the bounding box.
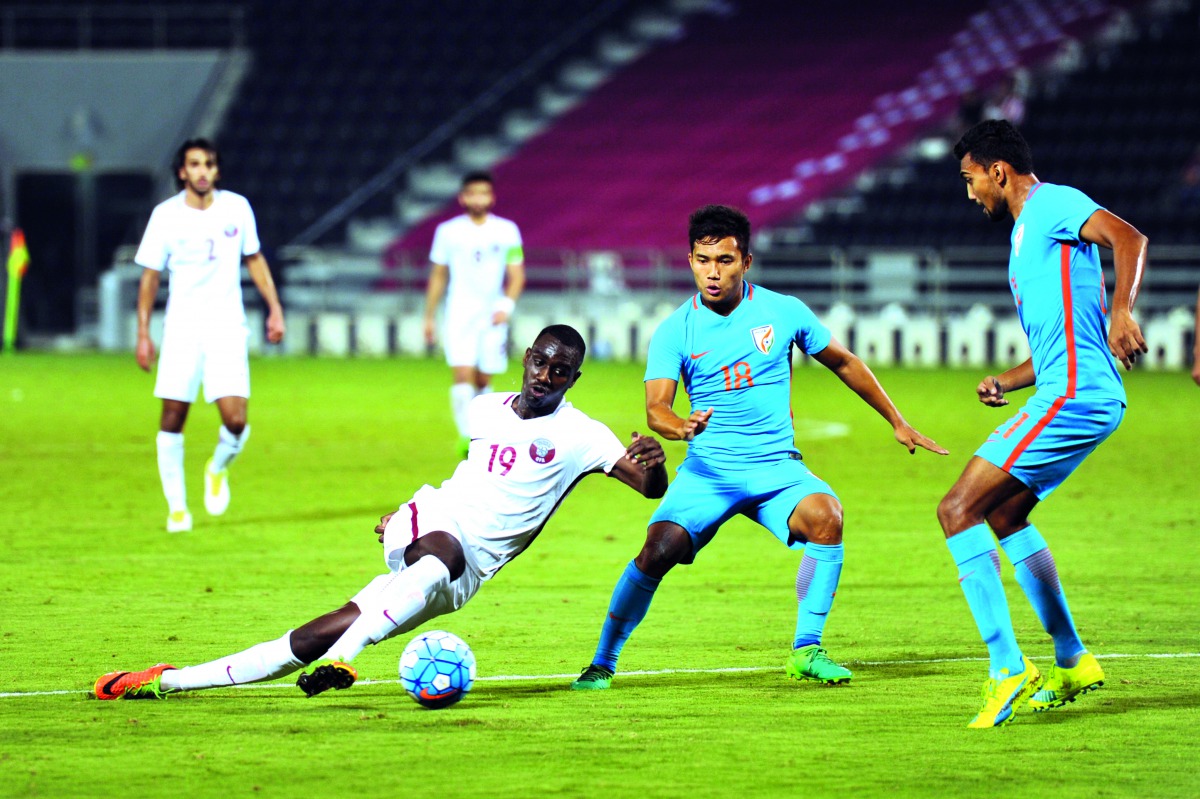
[160,632,303,691]
[450,384,474,437]
[319,556,452,662]
[156,431,187,513]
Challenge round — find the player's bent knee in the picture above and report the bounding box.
[636,523,690,577]
[937,492,975,536]
[405,531,466,581]
[789,494,844,545]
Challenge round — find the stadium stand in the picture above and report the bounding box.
[782,0,1200,248]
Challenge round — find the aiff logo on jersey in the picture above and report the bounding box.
[224,225,239,237]
[529,438,556,464]
[751,325,774,355]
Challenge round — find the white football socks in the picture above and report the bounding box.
[156,431,187,513]
[159,632,303,691]
[450,383,475,437]
[211,424,250,472]
[319,555,452,662]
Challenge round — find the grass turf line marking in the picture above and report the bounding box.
[3,651,1197,699]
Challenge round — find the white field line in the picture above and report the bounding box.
[3,651,1197,699]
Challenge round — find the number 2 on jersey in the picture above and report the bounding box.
[488,444,517,475]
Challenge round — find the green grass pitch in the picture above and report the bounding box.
[1,353,1197,798]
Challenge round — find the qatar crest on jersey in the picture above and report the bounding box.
[224,225,239,237]
[751,324,775,355]
[529,438,556,464]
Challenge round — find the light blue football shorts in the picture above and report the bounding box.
[648,453,839,563]
[975,394,1125,500]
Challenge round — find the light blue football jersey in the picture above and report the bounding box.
[644,282,832,467]
[1009,182,1125,403]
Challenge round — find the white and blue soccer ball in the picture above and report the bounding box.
[398,630,476,709]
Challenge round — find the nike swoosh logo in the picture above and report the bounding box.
[958,570,975,584]
[690,351,711,359]
[100,673,127,696]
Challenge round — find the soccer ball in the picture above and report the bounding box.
[398,630,476,709]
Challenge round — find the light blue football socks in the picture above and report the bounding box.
[793,542,844,649]
[947,524,1024,679]
[999,524,1085,668]
[591,560,661,671]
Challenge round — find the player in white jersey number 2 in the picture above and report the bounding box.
[134,138,286,534]
[94,324,668,701]
[423,171,526,458]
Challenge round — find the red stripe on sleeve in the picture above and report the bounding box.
[1060,243,1077,398]
[1002,396,1066,472]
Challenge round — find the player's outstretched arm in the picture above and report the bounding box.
[423,263,449,345]
[608,432,668,498]
[646,378,712,441]
[135,267,161,371]
[978,358,1035,407]
[813,339,948,455]
[245,252,285,343]
[1081,209,1148,369]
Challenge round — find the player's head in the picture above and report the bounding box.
[173,138,219,194]
[687,205,753,307]
[953,120,1034,222]
[520,324,585,415]
[459,171,495,219]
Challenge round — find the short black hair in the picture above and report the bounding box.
[953,119,1034,175]
[536,324,586,365]
[173,138,219,189]
[688,204,751,256]
[461,170,493,189]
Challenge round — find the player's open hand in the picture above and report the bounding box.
[266,310,286,344]
[375,512,395,544]
[135,336,155,372]
[625,432,665,470]
[894,422,948,455]
[1107,310,1147,370]
[977,376,1008,407]
[682,408,713,441]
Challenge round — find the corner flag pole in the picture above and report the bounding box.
[4,228,30,354]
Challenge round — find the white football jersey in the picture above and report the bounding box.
[428,392,626,578]
[134,189,260,328]
[428,214,523,320]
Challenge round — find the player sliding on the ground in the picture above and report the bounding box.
[94,325,668,700]
[571,205,947,692]
[939,120,1148,728]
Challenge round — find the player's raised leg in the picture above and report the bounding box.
[784,493,852,685]
[938,457,1041,728]
[572,522,688,690]
[156,400,191,533]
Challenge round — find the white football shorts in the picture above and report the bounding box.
[154,322,250,404]
[443,317,509,375]
[360,486,488,629]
